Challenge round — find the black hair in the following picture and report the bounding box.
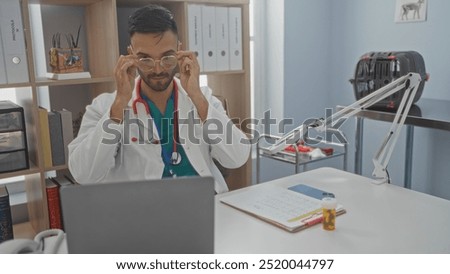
[128,4,178,37]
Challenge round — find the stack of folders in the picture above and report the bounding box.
[0,0,29,85]
[38,107,74,169]
[187,4,243,73]
[220,184,346,232]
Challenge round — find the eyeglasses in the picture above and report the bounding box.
[137,55,178,71]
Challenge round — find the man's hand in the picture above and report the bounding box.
[110,54,138,121]
[177,51,201,96]
[177,51,208,121]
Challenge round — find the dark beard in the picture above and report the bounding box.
[138,67,177,92]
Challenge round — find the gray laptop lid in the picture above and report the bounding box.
[60,176,215,254]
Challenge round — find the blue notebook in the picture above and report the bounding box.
[288,184,334,200]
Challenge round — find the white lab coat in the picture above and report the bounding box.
[68,77,250,193]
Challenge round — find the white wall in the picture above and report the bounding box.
[284,0,332,126]
[265,0,285,125]
[253,0,290,183]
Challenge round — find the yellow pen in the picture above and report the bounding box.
[287,208,322,223]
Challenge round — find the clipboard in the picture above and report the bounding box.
[220,184,345,232]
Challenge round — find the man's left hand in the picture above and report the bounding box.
[177,50,208,121]
[177,51,202,95]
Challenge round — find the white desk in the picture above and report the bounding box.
[215,167,450,253]
[28,167,450,254]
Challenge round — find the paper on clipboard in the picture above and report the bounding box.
[220,184,345,232]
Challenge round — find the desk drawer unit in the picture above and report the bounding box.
[0,101,29,173]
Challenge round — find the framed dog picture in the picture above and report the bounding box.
[395,0,427,23]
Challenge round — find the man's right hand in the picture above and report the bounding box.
[110,55,138,121]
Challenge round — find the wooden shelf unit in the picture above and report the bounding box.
[1,0,251,236]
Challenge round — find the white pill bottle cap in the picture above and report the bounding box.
[321,197,337,209]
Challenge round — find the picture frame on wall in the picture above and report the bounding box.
[395,0,427,23]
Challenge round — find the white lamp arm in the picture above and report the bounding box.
[266,72,422,184]
[370,73,421,183]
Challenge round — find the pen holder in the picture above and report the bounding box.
[49,47,84,73]
[322,197,337,231]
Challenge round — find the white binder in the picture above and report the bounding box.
[201,5,217,72]
[215,7,230,71]
[187,4,204,71]
[0,27,7,84]
[228,7,243,70]
[0,0,29,84]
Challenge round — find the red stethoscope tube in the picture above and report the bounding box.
[132,79,180,165]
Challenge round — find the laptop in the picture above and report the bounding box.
[59,176,215,254]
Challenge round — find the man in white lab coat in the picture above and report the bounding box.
[68,4,250,193]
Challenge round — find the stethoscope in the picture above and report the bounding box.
[132,78,182,166]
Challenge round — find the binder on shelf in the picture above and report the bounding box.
[38,107,52,168]
[187,4,204,71]
[201,5,217,72]
[0,0,30,84]
[0,28,7,84]
[0,185,14,243]
[48,111,65,166]
[228,7,243,70]
[57,109,73,165]
[215,7,230,71]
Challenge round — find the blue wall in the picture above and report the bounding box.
[284,0,333,125]
[271,0,450,199]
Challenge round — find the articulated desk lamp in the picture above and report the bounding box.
[265,72,422,184]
